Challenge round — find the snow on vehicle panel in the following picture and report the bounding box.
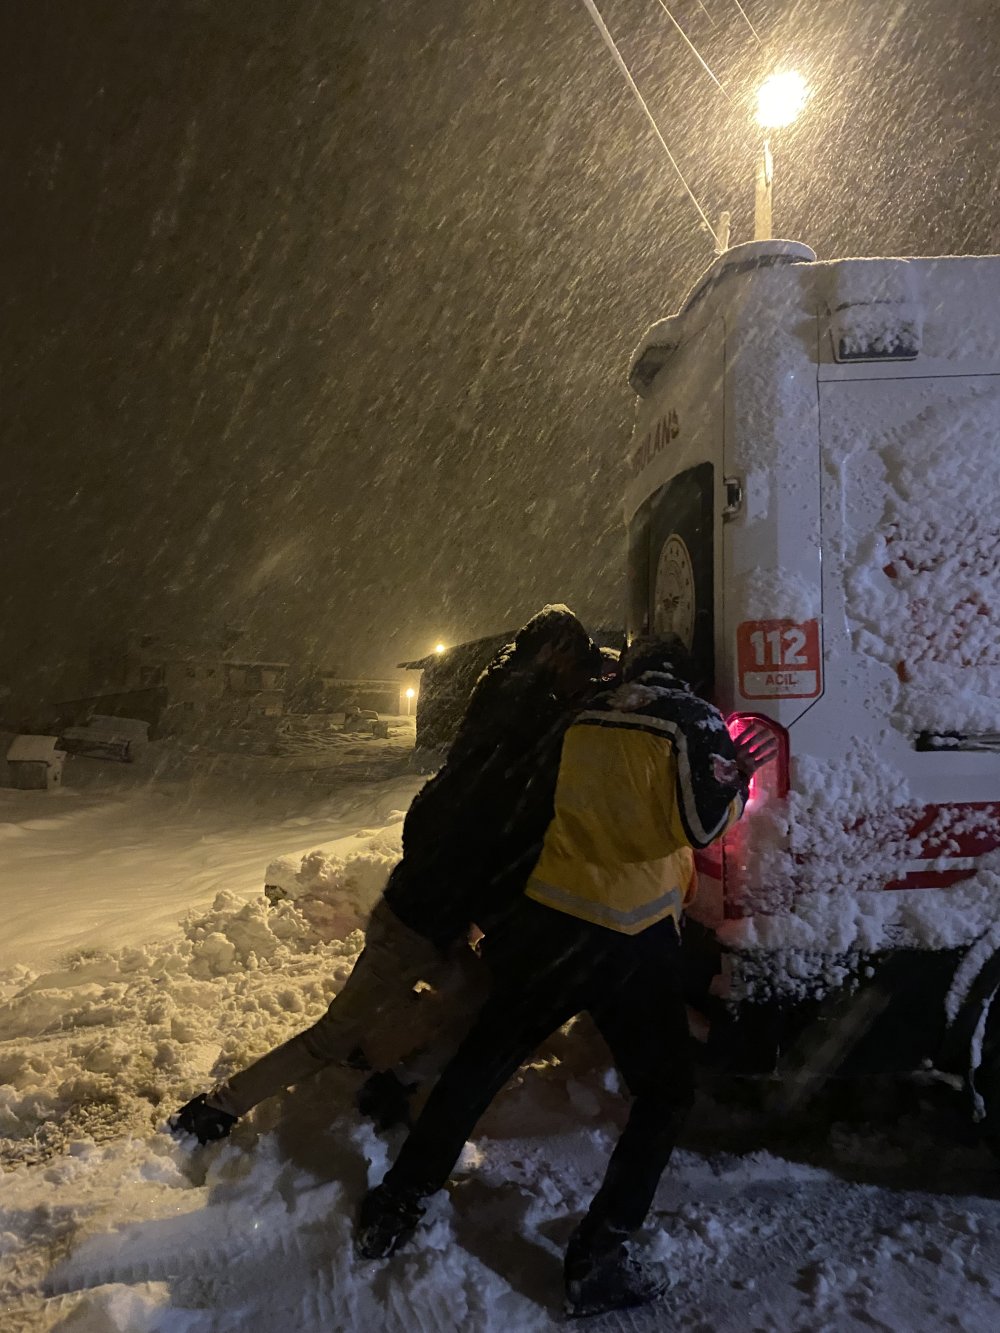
[625,248,1000,981]
[836,384,1000,736]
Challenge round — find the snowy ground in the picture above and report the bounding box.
[2,727,1000,1332]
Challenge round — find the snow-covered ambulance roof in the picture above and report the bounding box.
[629,240,816,394]
[629,242,1000,395]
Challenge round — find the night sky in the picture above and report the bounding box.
[3,0,999,715]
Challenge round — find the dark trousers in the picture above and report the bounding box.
[383,896,695,1244]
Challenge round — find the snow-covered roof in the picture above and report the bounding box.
[398,632,515,671]
[629,239,817,393]
[63,715,150,742]
[679,239,817,314]
[6,734,65,763]
[223,660,289,669]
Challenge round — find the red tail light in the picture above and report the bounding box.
[726,712,790,801]
[722,713,790,918]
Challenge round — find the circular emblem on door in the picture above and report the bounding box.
[653,534,696,648]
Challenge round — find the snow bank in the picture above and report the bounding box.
[0,811,407,1166]
[263,810,405,939]
[4,756,1000,1330]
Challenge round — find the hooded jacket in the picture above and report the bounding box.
[384,608,598,947]
[523,670,747,935]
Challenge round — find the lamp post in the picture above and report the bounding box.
[754,71,808,240]
[404,687,415,716]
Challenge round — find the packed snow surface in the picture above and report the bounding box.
[3,732,1000,1331]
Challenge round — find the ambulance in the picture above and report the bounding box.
[624,241,1000,1124]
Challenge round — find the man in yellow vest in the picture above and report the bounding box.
[355,635,777,1318]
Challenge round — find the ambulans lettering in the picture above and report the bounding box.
[630,409,680,477]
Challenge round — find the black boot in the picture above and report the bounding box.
[563,1224,669,1318]
[346,1045,372,1071]
[169,1094,238,1145]
[357,1070,416,1131]
[355,1182,426,1259]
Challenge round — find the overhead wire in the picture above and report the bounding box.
[578,0,718,243]
[654,0,732,102]
[729,0,763,45]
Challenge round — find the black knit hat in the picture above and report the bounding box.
[622,633,698,688]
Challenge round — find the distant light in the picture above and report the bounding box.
[434,643,446,655]
[405,687,415,699]
[756,71,808,129]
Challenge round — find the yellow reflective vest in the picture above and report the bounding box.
[524,678,746,935]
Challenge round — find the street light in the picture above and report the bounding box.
[404,687,415,716]
[754,71,808,240]
[757,71,808,129]
[434,643,446,655]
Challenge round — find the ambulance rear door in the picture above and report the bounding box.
[814,357,1000,890]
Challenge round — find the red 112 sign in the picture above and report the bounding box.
[737,619,821,699]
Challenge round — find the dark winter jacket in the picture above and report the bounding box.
[383,644,589,948]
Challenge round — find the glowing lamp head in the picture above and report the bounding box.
[434,643,446,655]
[756,70,808,129]
[405,687,415,699]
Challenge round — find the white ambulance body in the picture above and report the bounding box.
[625,241,1000,1083]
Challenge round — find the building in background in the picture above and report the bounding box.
[399,635,511,756]
[67,629,289,733]
[69,630,406,734]
[221,661,286,719]
[311,678,404,717]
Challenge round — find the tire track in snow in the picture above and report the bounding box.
[44,1186,335,1297]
